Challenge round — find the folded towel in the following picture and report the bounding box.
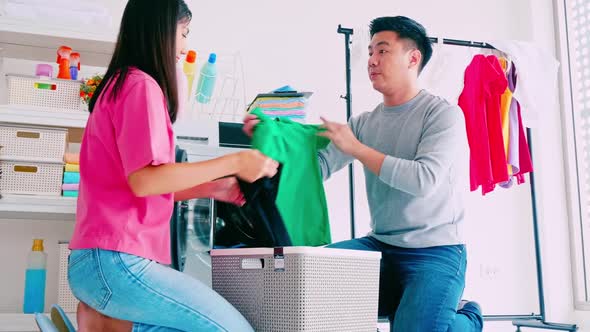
[63,172,80,184]
[65,164,80,172]
[64,153,79,165]
[62,183,79,191]
[62,190,78,198]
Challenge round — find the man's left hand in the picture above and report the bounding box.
[319,117,362,156]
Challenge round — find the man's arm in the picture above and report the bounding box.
[375,106,466,196]
[318,141,355,181]
[321,105,467,196]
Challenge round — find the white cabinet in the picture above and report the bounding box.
[0,4,119,329]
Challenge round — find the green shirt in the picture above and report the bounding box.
[250,108,331,246]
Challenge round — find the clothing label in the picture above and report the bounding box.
[274,254,285,272]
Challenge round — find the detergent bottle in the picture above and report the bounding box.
[196,53,217,104]
[56,46,72,80]
[183,50,197,100]
[69,52,81,80]
[23,239,47,313]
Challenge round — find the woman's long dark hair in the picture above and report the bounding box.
[88,0,192,123]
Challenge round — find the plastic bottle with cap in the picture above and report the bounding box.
[56,46,72,80]
[69,52,81,80]
[183,50,197,100]
[196,53,217,104]
[23,239,47,313]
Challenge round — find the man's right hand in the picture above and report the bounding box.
[242,113,260,137]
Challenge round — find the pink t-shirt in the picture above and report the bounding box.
[69,68,175,264]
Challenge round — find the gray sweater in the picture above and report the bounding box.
[318,90,469,248]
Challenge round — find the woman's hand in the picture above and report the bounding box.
[207,177,246,206]
[236,150,279,183]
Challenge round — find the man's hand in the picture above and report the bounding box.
[242,113,260,138]
[318,117,362,156]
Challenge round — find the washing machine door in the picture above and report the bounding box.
[170,146,188,271]
[183,198,215,286]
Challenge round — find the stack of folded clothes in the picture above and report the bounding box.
[62,152,80,197]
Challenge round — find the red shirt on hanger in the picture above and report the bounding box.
[458,54,508,195]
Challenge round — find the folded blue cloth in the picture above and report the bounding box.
[63,172,80,184]
[62,190,78,198]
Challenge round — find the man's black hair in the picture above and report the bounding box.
[369,16,433,73]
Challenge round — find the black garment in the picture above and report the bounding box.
[215,166,292,248]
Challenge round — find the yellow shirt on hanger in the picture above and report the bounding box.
[498,57,513,175]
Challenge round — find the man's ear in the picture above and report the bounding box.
[409,49,422,70]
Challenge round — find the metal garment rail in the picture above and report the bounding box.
[336,28,577,332]
[429,36,575,331]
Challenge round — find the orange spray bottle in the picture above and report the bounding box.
[56,46,72,80]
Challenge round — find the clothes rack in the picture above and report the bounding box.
[337,27,577,331]
[338,25,356,239]
[429,36,576,331]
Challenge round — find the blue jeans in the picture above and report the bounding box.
[68,248,254,332]
[328,237,483,332]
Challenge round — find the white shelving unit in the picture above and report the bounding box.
[0,194,76,218]
[0,18,116,67]
[0,106,84,220]
[0,105,88,129]
[0,11,115,331]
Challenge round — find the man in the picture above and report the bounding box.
[245,16,483,332]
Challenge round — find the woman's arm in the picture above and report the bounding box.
[174,177,245,205]
[128,150,277,197]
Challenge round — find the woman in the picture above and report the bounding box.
[67,1,275,331]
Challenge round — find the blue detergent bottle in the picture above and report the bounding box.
[196,53,218,104]
[23,239,47,313]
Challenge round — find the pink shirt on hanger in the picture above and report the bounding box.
[69,68,175,264]
[458,54,508,195]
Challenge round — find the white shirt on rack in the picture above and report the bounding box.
[418,42,477,105]
[488,40,560,128]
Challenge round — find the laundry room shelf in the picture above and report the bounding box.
[0,195,77,219]
[0,105,88,128]
[0,313,76,332]
[0,18,116,67]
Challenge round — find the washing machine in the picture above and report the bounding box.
[169,120,250,287]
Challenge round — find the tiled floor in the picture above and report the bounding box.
[376,321,524,331]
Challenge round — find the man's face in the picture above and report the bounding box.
[367,31,420,94]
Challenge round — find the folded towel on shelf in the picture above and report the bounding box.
[65,164,79,172]
[64,153,79,165]
[62,190,78,198]
[62,183,79,191]
[63,172,80,184]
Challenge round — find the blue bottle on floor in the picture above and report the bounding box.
[23,239,47,313]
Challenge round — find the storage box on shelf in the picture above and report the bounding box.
[0,123,66,196]
[0,124,67,163]
[6,74,82,112]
